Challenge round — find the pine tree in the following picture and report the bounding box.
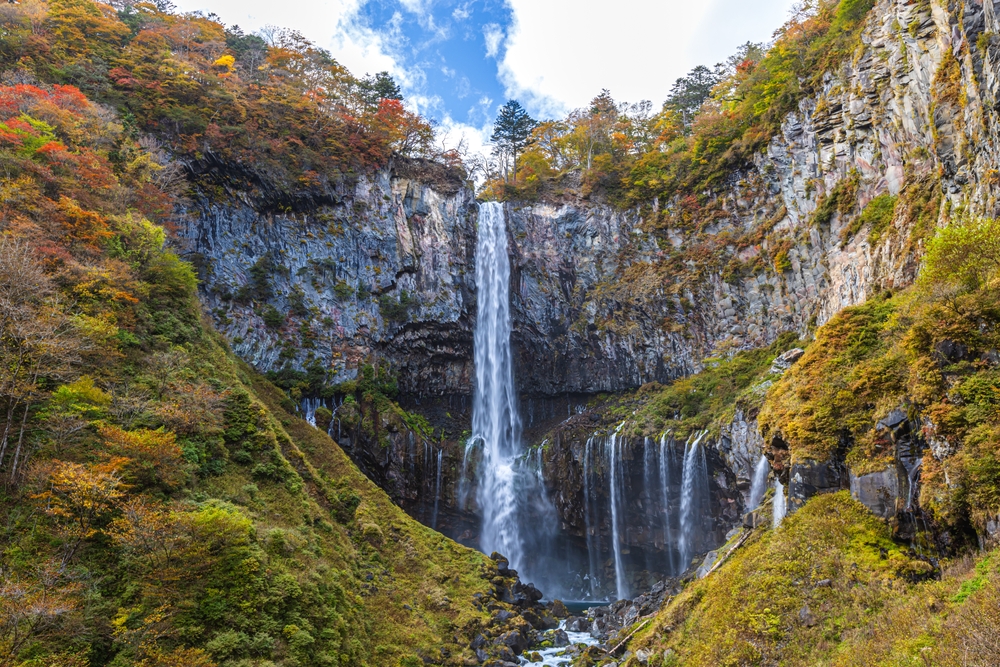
[491,100,536,181]
[360,71,403,110]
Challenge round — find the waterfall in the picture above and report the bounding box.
[607,422,628,601]
[905,458,923,511]
[773,480,786,528]
[748,456,770,511]
[471,201,525,569]
[457,438,476,511]
[678,431,708,572]
[582,436,599,599]
[658,433,677,575]
[431,449,443,530]
[300,397,322,427]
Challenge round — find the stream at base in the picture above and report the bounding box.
[521,621,599,666]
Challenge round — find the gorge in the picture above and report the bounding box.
[5,0,1000,665]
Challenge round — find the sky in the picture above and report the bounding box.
[172,0,798,154]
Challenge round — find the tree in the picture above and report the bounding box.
[360,71,402,108]
[665,65,723,128]
[491,100,536,181]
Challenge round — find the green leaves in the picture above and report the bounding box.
[920,217,1000,293]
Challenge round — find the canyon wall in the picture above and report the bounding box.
[183,0,1000,587]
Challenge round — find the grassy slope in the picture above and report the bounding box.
[623,493,998,667]
[0,82,507,667]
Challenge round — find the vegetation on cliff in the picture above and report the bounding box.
[758,215,1000,537]
[482,0,875,204]
[0,0,440,206]
[624,493,998,667]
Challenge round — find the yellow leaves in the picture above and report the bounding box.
[55,195,113,249]
[72,260,145,307]
[35,457,129,539]
[212,54,236,75]
[99,424,187,489]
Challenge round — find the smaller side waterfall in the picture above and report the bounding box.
[773,480,787,528]
[748,456,770,511]
[582,436,601,599]
[678,431,709,571]
[606,422,628,601]
[658,433,678,575]
[431,449,443,530]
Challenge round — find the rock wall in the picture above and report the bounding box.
[180,159,478,397]
[502,0,1000,398]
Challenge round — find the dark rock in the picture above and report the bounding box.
[565,616,589,633]
[496,629,527,655]
[549,599,569,618]
[849,467,900,519]
[491,610,515,625]
[788,459,847,511]
[934,339,969,364]
[542,628,570,647]
[815,579,832,588]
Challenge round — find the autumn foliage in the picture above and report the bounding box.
[483,0,875,204]
[0,0,436,202]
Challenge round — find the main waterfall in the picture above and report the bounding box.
[471,201,527,570]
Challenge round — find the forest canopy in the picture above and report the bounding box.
[480,0,874,204]
[0,0,438,199]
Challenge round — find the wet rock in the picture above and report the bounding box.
[788,459,847,511]
[541,628,570,647]
[565,616,589,633]
[548,599,570,618]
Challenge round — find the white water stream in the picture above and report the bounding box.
[773,480,787,528]
[471,201,526,568]
[748,456,770,511]
[521,621,599,666]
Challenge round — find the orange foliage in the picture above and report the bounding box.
[34,457,129,542]
[99,424,187,489]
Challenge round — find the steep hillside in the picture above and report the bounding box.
[0,55,551,667]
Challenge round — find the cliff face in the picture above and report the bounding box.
[186,0,1000,404]
[180,159,478,397]
[504,0,1000,398]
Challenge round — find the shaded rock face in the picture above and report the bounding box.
[520,421,741,599]
[180,160,478,397]
[850,468,900,520]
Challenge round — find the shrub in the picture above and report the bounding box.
[920,216,1000,292]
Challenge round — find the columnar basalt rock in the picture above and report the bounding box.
[180,159,479,397]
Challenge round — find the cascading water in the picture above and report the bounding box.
[582,436,599,598]
[748,456,770,511]
[658,433,678,576]
[431,449,443,530]
[678,431,709,572]
[470,201,526,570]
[773,480,787,528]
[606,422,628,601]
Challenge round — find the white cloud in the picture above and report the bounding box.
[483,23,504,59]
[499,0,797,117]
[452,4,471,21]
[172,0,401,80]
